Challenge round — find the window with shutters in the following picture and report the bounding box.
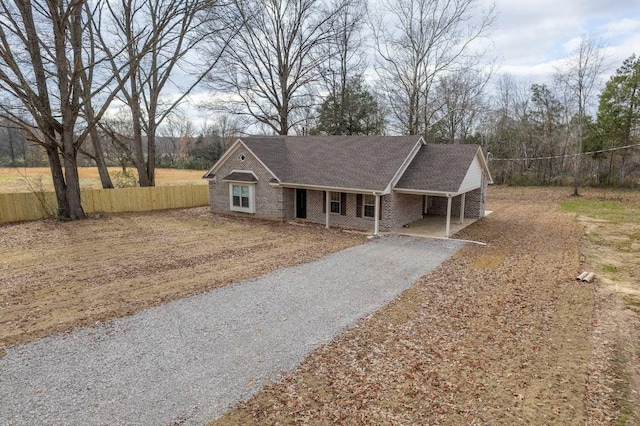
[363,194,376,218]
[330,192,341,213]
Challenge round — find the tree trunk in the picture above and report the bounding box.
[46,145,69,218]
[146,128,156,186]
[89,126,114,189]
[61,129,86,220]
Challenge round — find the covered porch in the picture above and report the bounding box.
[391,214,483,239]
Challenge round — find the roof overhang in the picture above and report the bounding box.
[476,147,494,185]
[276,182,389,195]
[222,170,258,183]
[393,184,481,197]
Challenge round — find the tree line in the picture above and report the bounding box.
[485,49,639,190]
[0,0,637,220]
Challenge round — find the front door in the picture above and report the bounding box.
[296,189,307,219]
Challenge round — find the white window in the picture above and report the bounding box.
[229,183,255,213]
[363,194,376,218]
[330,192,341,214]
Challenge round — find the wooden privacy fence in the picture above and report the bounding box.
[0,184,209,225]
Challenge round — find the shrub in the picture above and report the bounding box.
[112,170,138,188]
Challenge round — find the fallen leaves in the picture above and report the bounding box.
[212,187,597,425]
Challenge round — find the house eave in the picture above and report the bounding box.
[393,185,481,197]
[277,182,389,195]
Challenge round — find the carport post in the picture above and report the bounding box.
[459,193,466,224]
[325,191,330,228]
[374,194,380,236]
[445,194,452,238]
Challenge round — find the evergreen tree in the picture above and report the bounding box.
[595,54,640,184]
[316,77,384,135]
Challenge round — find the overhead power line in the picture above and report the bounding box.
[488,142,640,162]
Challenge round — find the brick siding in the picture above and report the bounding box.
[426,186,486,219]
[208,143,489,230]
[208,146,285,220]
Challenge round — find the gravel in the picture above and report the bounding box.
[0,235,463,425]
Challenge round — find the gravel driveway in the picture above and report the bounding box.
[0,235,463,425]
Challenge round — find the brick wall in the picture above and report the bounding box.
[208,146,285,220]
[297,190,423,232]
[384,192,423,229]
[303,190,380,232]
[208,143,489,230]
[426,186,486,219]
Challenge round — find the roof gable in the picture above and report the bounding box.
[202,138,279,182]
[395,144,489,194]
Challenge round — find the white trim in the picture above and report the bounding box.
[374,194,380,236]
[363,194,376,218]
[203,139,280,183]
[384,137,425,193]
[228,182,256,214]
[459,193,466,224]
[278,182,385,195]
[329,191,341,214]
[325,192,330,228]
[393,187,480,197]
[475,147,494,185]
[445,195,452,238]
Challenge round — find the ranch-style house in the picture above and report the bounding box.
[203,135,493,237]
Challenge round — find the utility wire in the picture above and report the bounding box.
[488,142,640,162]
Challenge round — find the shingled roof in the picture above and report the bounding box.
[395,143,483,193]
[239,136,423,192]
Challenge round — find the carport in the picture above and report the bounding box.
[392,212,487,239]
[393,143,493,238]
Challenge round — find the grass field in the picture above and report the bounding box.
[0,167,207,193]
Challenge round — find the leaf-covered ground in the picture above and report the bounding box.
[0,209,365,355]
[213,187,633,425]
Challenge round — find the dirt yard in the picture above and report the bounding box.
[212,186,640,425]
[0,210,365,356]
[2,186,639,424]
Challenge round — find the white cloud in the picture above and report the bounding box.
[482,0,640,82]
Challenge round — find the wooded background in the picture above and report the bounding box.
[0,0,638,221]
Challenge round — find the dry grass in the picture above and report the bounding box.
[212,186,639,425]
[558,187,640,425]
[2,185,638,425]
[0,167,206,193]
[0,209,365,357]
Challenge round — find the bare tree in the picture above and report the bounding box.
[0,1,128,219]
[209,0,349,135]
[555,36,605,195]
[97,0,227,186]
[372,0,495,135]
[431,66,491,143]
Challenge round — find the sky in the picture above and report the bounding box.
[486,0,640,82]
[177,0,640,131]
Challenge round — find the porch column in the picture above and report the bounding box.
[445,194,452,238]
[459,193,466,224]
[325,191,330,229]
[374,194,380,236]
